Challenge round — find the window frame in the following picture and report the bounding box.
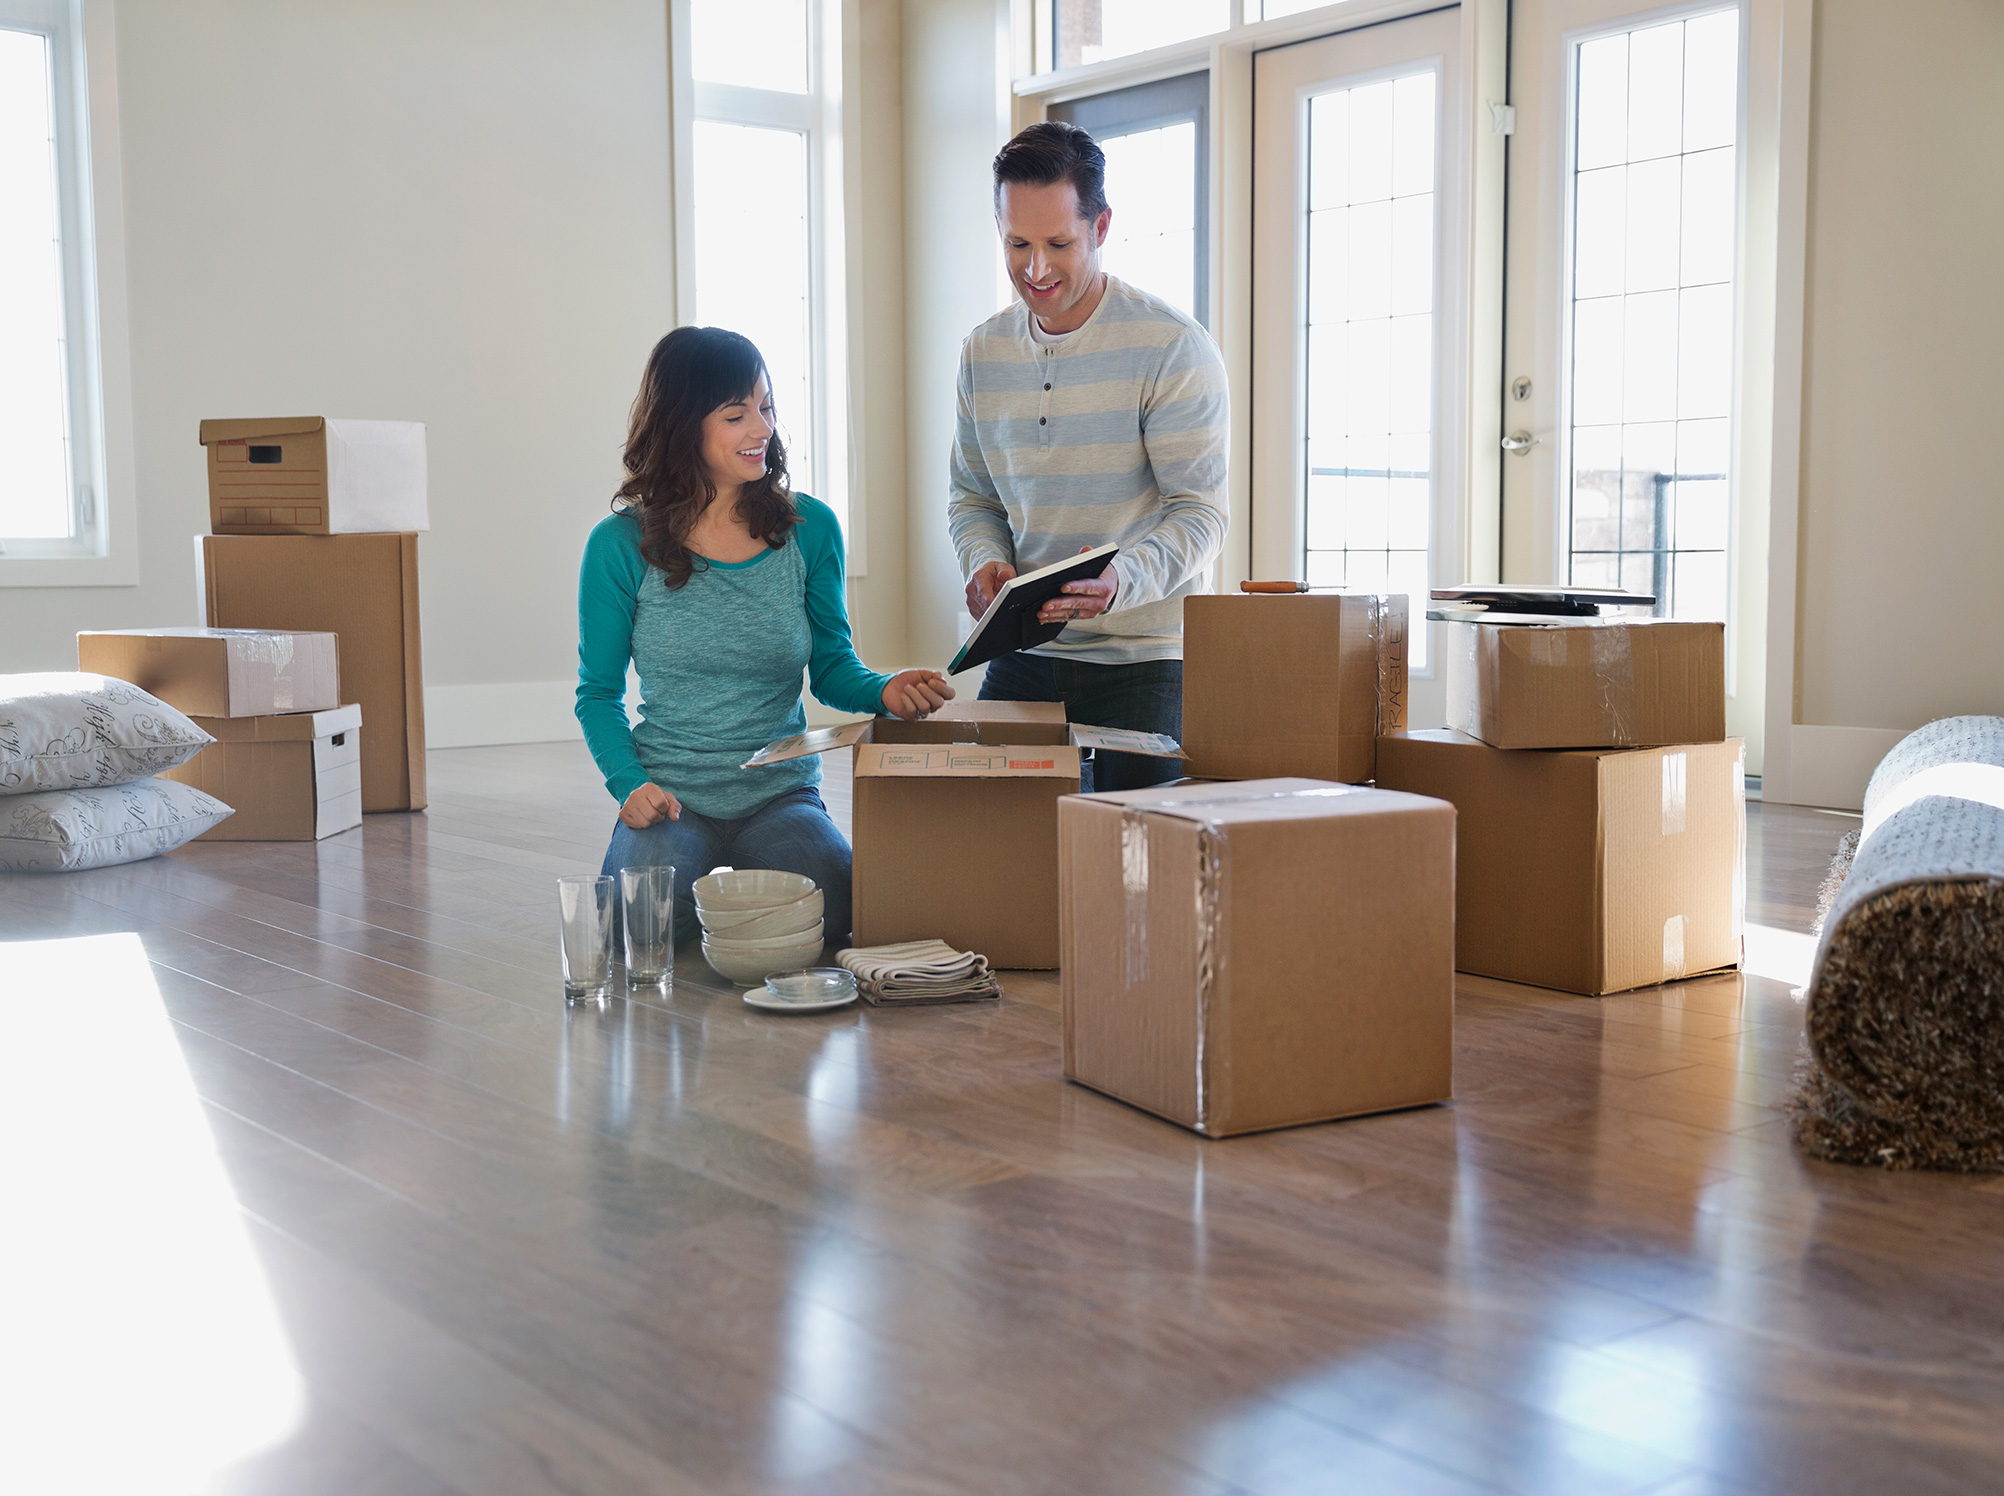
[668,0,857,570]
[0,0,134,586]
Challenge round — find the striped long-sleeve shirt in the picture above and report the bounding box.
[947,276,1230,665]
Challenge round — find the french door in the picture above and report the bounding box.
[1250,6,1466,726]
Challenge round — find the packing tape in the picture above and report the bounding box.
[1589,626,1638,744]
[1120,809,1150,988]
[1662,914,1688,981]
[228,631,298,713]
[1369,593,1409,736]
[1661,750,1687,836]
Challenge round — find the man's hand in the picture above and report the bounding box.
[1037,545,1120,625]
[966,561,1016,619]
[881,669,956,721]
[619,783,681,829]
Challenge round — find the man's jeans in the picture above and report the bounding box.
[600,786,852,948]
[978,652,1183,793]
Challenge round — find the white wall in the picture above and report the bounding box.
[0,0,682,748]
[900,0,1011,670]
[1766,0,2004,806]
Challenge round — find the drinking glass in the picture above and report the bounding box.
[620,864,675,989]
[557,874,615,1003]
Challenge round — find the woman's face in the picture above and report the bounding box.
[701,373,775,497]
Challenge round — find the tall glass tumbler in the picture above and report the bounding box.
[620,864,674,989]
[557,874,616,1003]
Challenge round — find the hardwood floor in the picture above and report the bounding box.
[5,741,2002,1495]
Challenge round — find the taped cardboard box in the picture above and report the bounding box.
[1059,777,1455,1137]
[163,705,363,841]
[1182,592,1407,784]
[196,533,426,812]
[198,417,429,536]
[1444,617,1724,750]
[745,701,1180,969]
[76,627,339,718]
[1376,729,1744,996]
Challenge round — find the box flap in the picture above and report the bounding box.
[193,703,363,741]
[199,417,326,445]
[854,742,1081,779]
[1068,724,1183,759]
[1091,775,1444,827]
[742,720,873,769]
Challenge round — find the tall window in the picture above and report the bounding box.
[1565,8,1739,620]
[1,0,102,560]
[684,0,846,533]
[1302,68,1439,665]
[1050,72,1209,327]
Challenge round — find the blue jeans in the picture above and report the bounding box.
[979,653,1184,793]
[600,786,852,948]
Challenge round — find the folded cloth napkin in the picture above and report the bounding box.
[835,940,1002,1006]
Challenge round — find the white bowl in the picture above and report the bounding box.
[702,930,827,986]
[696,889,824,937]
[693,869,818,911]
[702,920,825,952]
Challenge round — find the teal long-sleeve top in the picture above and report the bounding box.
[575,495,890,818]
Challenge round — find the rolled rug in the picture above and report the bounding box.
[1791,715,2004,1170]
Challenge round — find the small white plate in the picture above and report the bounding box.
[743,984,858,1014]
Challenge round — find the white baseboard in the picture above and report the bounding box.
[424,680,861,750]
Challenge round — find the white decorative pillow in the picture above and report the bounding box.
[0,778,235,872]
[0,673,214,795]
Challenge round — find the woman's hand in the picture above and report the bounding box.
[1036,545,1119,625]
[619,783,682,829]
[881,669,956,721]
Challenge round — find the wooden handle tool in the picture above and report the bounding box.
[1240,580,1312,593]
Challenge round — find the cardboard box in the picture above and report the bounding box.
[1182,592,1408,784]
[1444,617,1725,749]
[196,533,426,812]
[747,702,1180,969]
[76,627,339,718]
[198,417,429,535]
[1059,777,1455,1137]
[163,705,363,840]
[1375,729,1744,995]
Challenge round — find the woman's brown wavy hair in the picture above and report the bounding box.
[615,326,798,590]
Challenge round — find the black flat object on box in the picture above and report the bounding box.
[1428,584,1653,617]
[948,544,1120,674]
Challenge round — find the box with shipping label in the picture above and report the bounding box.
[163,705,363,841]
[196,533,426,812]
[1443,617,1724,750]
[745,702,1181,969]
[76,627,339,718]
[1375,729,1744,996]
[198,417,429,536]
[1182,592,1408,785]
[1059,777,1455,1138]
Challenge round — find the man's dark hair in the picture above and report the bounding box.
[992,120,1109,222]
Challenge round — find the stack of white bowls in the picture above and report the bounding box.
[694,870,826,985]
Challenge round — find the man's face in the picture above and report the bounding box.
[997,180,1110,326]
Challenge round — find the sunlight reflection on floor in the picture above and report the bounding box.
[0,935,304,1495]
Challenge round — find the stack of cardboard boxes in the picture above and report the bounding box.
[192,418,430,816]
[74,417,430,841]
[1377,615,1743,997]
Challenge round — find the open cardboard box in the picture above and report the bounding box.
[746,701,1179,969]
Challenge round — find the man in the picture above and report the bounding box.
[948,120,1229,792]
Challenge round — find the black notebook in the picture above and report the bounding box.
[947,544,1120,675]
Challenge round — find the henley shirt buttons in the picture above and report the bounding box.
[1039,417,1047,425]
[1044,383,1052,391]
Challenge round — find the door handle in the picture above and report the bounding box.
[1501,430,1538,454]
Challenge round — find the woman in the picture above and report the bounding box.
[577,326,951,948]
